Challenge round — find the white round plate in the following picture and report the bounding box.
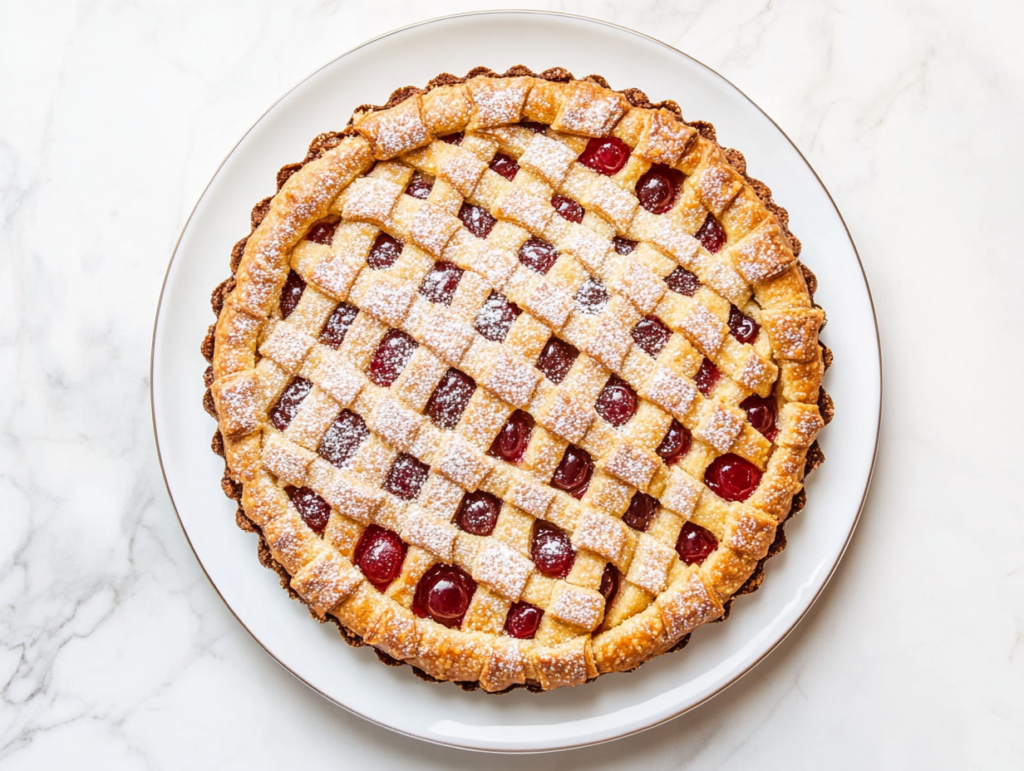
[152,10,880,754]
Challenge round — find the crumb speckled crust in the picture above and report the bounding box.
[200,66,833,693]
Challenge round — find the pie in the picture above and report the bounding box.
[201,66,832,692]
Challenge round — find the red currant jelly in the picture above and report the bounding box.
[425,368,476,429]
[285,485,331,536]
[551,194,584,223]
[578,136,630,176]
[551,445,593,499]
[575,277,609,315]
[694,358,721,397]
[664,266,701,296]
[304,215,340,245]
[319,302,359,348]
[676,521,718,565]
[455,490,501,536]
[728,305,760,344]
[623,492,658,532]
[518,236,559,275]
[740,393,778,440]
[405,172,433,200]
[474,291,521,341]
[367,232,403,270]
[636,165,683,214]
[419,261,463,305]
[600,563,621,609]
[504,602,543,639]
[269,377,312,430]
[631,315,672,357]
[656,419,692,465]
[279,270,306,319]
[489,152,520,181]
[369,329,418,387]
[383,453,429,500]
[488,410,534,463]
[536,337,579,384]
[595,374,638,426]
[703,453,762,502]
[694,213,726,253]
[413,564,476,628]
[531,520,575,578]
[354,525,407,589]
[317,410,369,468]
[458,202,497,239]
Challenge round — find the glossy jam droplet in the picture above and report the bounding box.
[578,136,630,175]
[440,132,464,145]
[285,485,331,536]
[704,453,762,502]
[425,368,476,429]
[656,419,692,465]
[419,261,463,304]
[551,445,593,499]
[474,291,521,341]
[383,452,429,500]
[740,393,778,440]
[489,410,534,463]
[728,305,760,344]
[459,202,497,239]
[536,337,579,384]
[354,524,407,589]
[612,236,637,255]
[489,152,520,180]
[413,564,476,627]
[694,358,721,397]
[575,277,609,315]
[405,172,433,200]
[518,236,559,275]
[695,212,726,253]
[305,215,340,245]
[600,563,621,608]
[520,121,547,134]
[317,410,369,468]
[595,375,638,427]
[623,492,658,532]
[319,302,359,348]
[367,232,403,270]
[369,329,418,387]
[636,165,683,214]
[664,266,701,296]
[455,490,501,536]
[279,270,306,319]
[269,377,312,430]
[676,521,718,565]
[531,520,576,578]
[504,601,543,639]
[631,315,672,357]
[551,194,584,223]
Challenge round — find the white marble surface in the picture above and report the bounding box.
[1,0,1021,767]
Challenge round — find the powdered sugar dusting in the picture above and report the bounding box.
[682,304,725,355]
[548,584,604,631]
[571,509,628,564]
[473,541,532,600]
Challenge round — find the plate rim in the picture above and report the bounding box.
[150,8,882,754]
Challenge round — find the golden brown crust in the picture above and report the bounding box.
[201,66,830,692]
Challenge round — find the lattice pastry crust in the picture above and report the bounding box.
[201,66,831,692]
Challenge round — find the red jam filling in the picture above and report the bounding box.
[521,121,548,133]
[595,374,638,426]
[664,266,701,296]
[694,358,721,397]
[623,492,658,532]
[489,152,520,180]
[367,232,403,270]
[383,453,429,500]
[269,377,312,430]
[317,410,369,468]
[455,490,501,536]
[518,236,559,274]
[728,305,760,344]
[631,315,672,357]
[531,520,576,578]
[551,194,584,223]
[369,329,418,387]
[319,302,359,348]
[636,165,683,214]
[474,291,521,341]
[578,136,630,175]
[656,419,692,465]
[285,485,331,536]
[425,368,476,429]
[600,563,621,609]
[405,172,433,200]
[458,202,497,239]
[704,453,762,502]
[440,132,464,145]
[694,212,726,253]
[419,261,463,304]
[488,410,534,463]
[304,215,340,245]
[575,277,609,315]
[413,564,476,628]
[740,393,778,440]
[551,445,593,499]
[612,236,637,254]
[536,337,579,384]
[279,270,306,319]
[504,601,543,639]
[676,521,718,565]
[354,525,407,589]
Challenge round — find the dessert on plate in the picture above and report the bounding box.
[201,66,831,692]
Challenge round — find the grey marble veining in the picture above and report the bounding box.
[1,1,1022,767]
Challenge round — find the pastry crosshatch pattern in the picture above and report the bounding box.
[201,66,832,692]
